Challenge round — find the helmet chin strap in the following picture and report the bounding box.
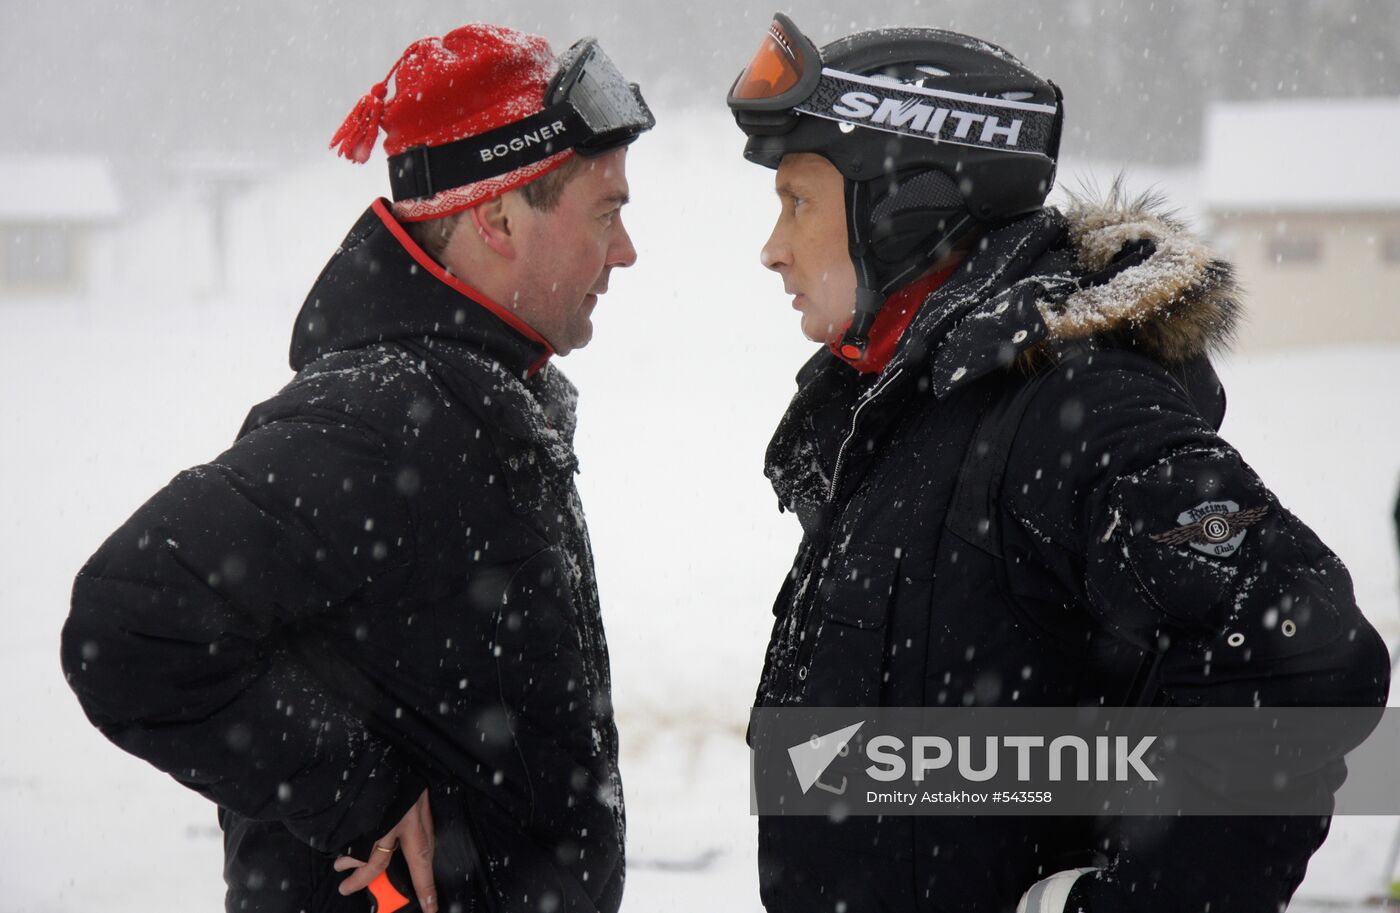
[838,179,884,360]
[838,176,975,360]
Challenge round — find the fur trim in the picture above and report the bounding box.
[1036,178,1242,362]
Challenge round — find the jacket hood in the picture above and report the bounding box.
[863,181,1242,403]
[1039,181,1241,363]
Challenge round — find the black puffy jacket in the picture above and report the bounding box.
[755,192,1390,913]
[61,200,625,913]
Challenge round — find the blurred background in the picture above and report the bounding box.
[2,1,1397,910]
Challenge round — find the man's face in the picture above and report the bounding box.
[511,148,636,355]
[761,153,855,345]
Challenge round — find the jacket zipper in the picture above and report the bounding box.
[825,367,905,502]
[784,368,906,697]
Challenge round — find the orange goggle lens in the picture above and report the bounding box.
[731,19,807,101]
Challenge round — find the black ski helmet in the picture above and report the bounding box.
[728,14,1064,357]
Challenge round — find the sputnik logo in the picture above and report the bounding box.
[788,721,865,795]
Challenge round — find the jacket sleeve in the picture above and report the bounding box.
[1003,352,1390,913]
[60,406,425,853]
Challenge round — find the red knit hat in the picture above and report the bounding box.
[331,24,574,221]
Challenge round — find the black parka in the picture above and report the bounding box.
[61,200,624,913]
[755,193,1390,913]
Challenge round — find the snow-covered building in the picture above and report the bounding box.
[108,156,381,304]
[0,156,120,297]
[1203,99,1400,350]
[107,157,275,301]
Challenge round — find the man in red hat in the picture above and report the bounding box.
[61,24,653,913]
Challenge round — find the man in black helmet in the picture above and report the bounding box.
[729,14,1389,913]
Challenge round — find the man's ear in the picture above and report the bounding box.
[469,196,516,261]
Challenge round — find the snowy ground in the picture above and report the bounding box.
[2,108,1398,911]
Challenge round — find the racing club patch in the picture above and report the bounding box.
[1149,500,1269,557]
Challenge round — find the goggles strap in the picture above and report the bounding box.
[795,69,1059,158]
[389,103,588,202]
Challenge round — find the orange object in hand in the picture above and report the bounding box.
[368,871,411,913]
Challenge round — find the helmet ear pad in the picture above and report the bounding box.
[865,168,974,289]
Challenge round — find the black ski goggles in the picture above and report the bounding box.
[390,38,654,203]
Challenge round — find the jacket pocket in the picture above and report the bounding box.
[801,545,902,705]
[820,545,902,629]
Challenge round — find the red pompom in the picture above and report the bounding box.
[330,26,560,166]
[330,81,388,164]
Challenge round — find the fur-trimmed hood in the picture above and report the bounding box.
[1038,183,1241,363]
[862,184,1243,403]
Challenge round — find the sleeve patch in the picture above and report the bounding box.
[1148,500,1270,557]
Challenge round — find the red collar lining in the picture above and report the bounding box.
[372,198,554,375]
[830,261,961,375]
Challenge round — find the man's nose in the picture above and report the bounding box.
[608,217,638,269]
[760,222,788,273]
